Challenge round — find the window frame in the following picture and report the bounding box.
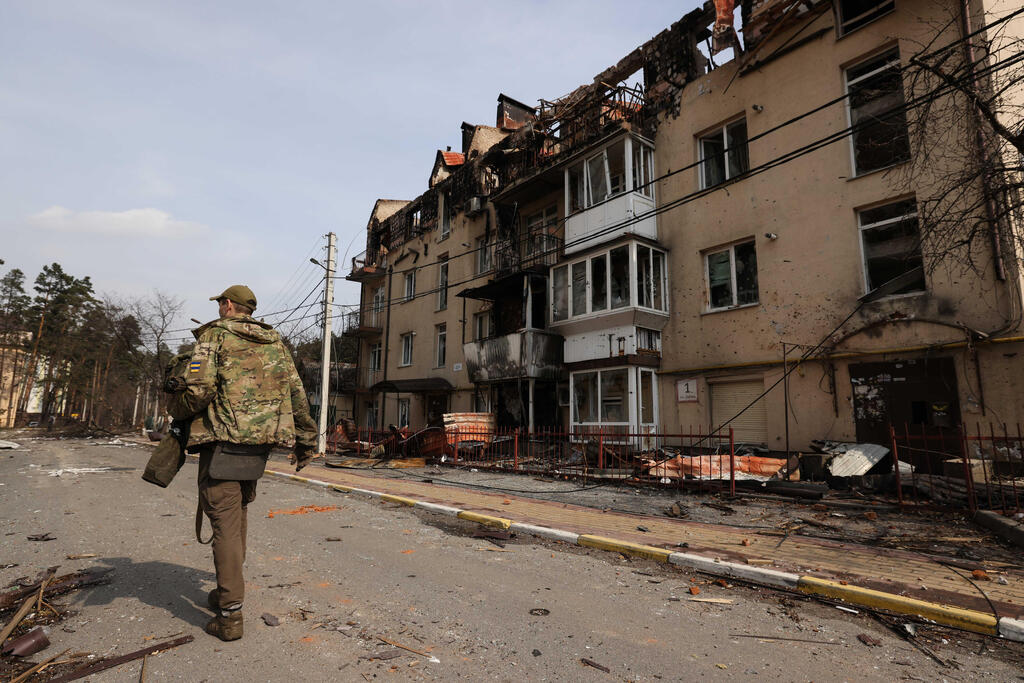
[369,342,382,371]
[844,47,910,177]
[703,239,759,312]
[857,198,926,296]
[440,192,452,239]
[565,135,654,215]
[473,311,494,341]
[550,241,668,321]
[698,117,749,190]
[400,333,414,367]
[837,0,896,37]
[435,323,447,368]
[403,271,416,302]
[476,236,492,274]
[397,398,410,428]
[437,258,449,311]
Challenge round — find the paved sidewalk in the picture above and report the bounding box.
[269,461,1024,620]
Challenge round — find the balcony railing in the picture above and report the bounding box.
[462,329,563,383]
[341,307,384,336]
[348,248,386,280]
[356,367,382,390]
[495,232,563,275]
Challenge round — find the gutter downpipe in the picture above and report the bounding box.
[380,265,394,431]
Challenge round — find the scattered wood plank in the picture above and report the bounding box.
[47,635,194,683]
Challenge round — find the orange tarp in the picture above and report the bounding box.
[645,454,784,479]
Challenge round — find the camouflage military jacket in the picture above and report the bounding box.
[170,315,317,449]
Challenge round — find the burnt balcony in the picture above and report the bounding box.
[462,329,563,383]
[341,308,384,338]
[346,248,387,282]
[495,232,563,277]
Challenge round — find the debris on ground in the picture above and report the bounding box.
[26,533,55,542]
[580,657,610,673]
[0,441,21,449]
[857,633,882,647]
[266,505,340,518]
[262,613,280,627]
[377,636,439,663]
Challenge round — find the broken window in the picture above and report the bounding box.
[569,164,585,214]
[411,209,422,232]
[435,324,446,368]
[552,265,568,321]
[600,369,628,423]
[398,398,410,427]
[400,333,414,366]
[838,0,895,35]
[859,198,925,294]
[638,369,656,425]
[440,192,452,239]
[568,138,635,213]
[476,236,492,274]
[705,240,758,310]
[700,118,749,189]
[610,246,630,308]
[366,402,378,429]
[403,271,416,302]
[636,327,661,352]
[636,246,665,310]
[632,139,655,198]
[587,152,607,205]
[607,139,626,196]
[573,371,598,423]
[473,311,494,341]
[571,261,587,317]
[437,258,448,311]
[846,48,910,176]
[591,254,608,312]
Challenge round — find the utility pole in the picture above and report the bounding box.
[317,232,336,454]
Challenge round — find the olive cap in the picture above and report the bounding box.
[210,285,258,310]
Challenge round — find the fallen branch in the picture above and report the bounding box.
[9,648,70,683]
[0,569,111,612]
[47,635,194,682]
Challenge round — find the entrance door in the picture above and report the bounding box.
[426,393,449,427]
[849,357,960,446]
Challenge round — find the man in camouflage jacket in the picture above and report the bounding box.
[170,285,318,641]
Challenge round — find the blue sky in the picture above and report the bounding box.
[1,1,696,341]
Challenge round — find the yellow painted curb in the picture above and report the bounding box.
[797,576,998,635]
[457,511,512,530]
[578,535,673,563]
[381,494,418,506]
[331,484,353,493]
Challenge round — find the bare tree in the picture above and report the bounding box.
[899,4,1024,277]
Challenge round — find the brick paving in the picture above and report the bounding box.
[269,463,1024,618]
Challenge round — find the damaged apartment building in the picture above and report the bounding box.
[344,0,1024,451]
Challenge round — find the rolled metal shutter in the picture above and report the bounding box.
[710,379,767,445]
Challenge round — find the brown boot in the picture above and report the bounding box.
[207,588,220,610]
[205,611,243,641]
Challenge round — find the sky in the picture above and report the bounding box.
[1,0,698,345]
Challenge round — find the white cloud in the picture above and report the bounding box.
[27,206,206,238]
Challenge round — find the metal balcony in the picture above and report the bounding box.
[462,329,563,383]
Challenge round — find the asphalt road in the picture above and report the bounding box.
[1,435,1022,681]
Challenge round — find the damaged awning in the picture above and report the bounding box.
[370,378,455,393]
[457,270,545,301]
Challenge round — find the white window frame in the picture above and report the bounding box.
[703,240,758,311]
[403,271,416,302]
[636,327,661,353]
[857,198,925,296]
[437,259,449,311]
[369,342,382,371]
[400,333,414,367]
[551,241,668,321]
[566,135,654,215]
[844,48,908,177]
[698,117,748,189]
[435,324,447,368]
[473,311,494,341]
[397,398,410,428]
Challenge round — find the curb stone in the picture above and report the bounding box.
[266,468,1024,643]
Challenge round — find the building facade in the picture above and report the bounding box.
[345,0,1024,451]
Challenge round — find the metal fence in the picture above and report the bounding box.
[330,425,747,494]
[890,423,1023,515]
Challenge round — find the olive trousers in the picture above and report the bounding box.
[197,446,258,610]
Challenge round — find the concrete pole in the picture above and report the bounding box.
[317,232,336,454]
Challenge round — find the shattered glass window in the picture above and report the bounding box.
[707,250,733,308]
[735,242,758,305]
[569,163,585,213]
[639,370,655,424]
[637,246,653,308]
[573,372,598,423]
[588,152,608,204]
[847,49,909,175]
[632,140,654,197]
[600,369,628,423]
[607,140,626,197]
[700,135,725,188]
[652,250,665,310]
[859,199,925,294]
[571,261,587,317]
[610,246,630,308]
[700,118,748,188]
[591,254,608,312]
[552,266,568,321]
[727,120,749,179]
[838,0,895,35]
